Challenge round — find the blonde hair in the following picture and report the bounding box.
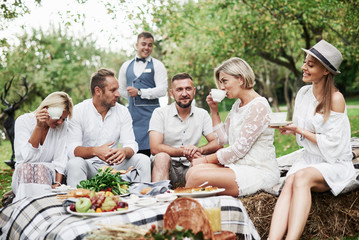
[315,73,335,122]
[34,92,73,119]
[214,57,255,89]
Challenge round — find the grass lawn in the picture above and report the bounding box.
[0,140,13,207]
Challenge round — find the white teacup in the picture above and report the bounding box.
[211,89,226,102]
[48,107,64,120]
[270,112,287,123]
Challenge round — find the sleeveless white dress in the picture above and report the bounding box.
[287,85,356,196]
[214,97,280,196]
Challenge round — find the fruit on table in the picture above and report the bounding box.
[76,198,92,213]
[101,196,117,211]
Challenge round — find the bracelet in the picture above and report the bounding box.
[300,129,305,141]
[54,181,61,185]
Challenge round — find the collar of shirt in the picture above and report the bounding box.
[135,55,152,63]
[90,98,114,120]
[169,102,194,120]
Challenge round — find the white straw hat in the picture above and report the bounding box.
[302,40,343,75]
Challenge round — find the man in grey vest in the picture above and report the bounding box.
[118,32,168,157]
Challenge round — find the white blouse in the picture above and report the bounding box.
[287,85,356,195]
[11,113,68,201]
[213,97,279,196]
[13,113,68,173]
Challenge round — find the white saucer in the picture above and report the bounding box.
[269,121,292,127]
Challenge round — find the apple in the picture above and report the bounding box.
[76,198,92,213]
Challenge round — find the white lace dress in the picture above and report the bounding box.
[287,85,356,196]
[214,97,280,196]
[11,113,68,201]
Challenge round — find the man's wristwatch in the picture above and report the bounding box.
[138,89,142,96]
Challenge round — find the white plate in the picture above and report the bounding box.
[156,193,177,203]
[269,121,292,127]
[173,188,225,198]
[134,197,157,207]
[51,185,74,193]
[66,205,138,217]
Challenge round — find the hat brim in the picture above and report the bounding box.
[302,48,341,75]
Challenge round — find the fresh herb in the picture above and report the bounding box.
[77,168,129,195]
[145,225,205,240]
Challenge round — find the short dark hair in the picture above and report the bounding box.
[137,31,154,41]
[171,73,193,82]
[90,68,115,95]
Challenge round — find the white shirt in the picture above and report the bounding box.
[14,112,68,174]
[118,56,167,100]
[67,99,138,163]
[149,102,213,149]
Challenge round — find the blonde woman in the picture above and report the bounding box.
[269,40,356,239]
[11,92,73,201]
[185,57,279,196]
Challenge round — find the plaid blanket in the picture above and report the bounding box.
[0,193,259,240]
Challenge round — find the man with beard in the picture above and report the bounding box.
[148,73,221,187]
[66,68,151,187]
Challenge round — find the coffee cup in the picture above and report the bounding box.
[269,112,287,123]
[48,107,64,120]
[211,89,226,102]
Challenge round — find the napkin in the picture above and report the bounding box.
[129,180,171,196]
[121,169,140,182]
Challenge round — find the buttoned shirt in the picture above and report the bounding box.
[118,56,167,100]
[67,99,138,163]
[148,102,213,163]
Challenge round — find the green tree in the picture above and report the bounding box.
[0,26,125,119]
[133,0,359,113]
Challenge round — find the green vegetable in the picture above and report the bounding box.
[77,168,130,195]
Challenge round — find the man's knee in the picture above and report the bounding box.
[153,152,171,168]
[66,157,86,172]
[131,153,151,169]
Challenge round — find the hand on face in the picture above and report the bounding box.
[35,108,50,129]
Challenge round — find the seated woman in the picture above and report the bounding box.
[185,57,280,197]
[11,92,73,202]
[268,40,356,239]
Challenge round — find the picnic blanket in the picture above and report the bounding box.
[0,193,260,240]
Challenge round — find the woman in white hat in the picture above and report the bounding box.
[11,92,73,202]
[268,40,356,239]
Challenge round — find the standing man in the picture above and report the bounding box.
[118,31,168,157]
[66,68,151,187]
[149,73,221,188]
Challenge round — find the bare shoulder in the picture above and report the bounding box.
[331,91,345,113]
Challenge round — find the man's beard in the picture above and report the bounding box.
[176,99,193,108]
[101,99,115,109]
